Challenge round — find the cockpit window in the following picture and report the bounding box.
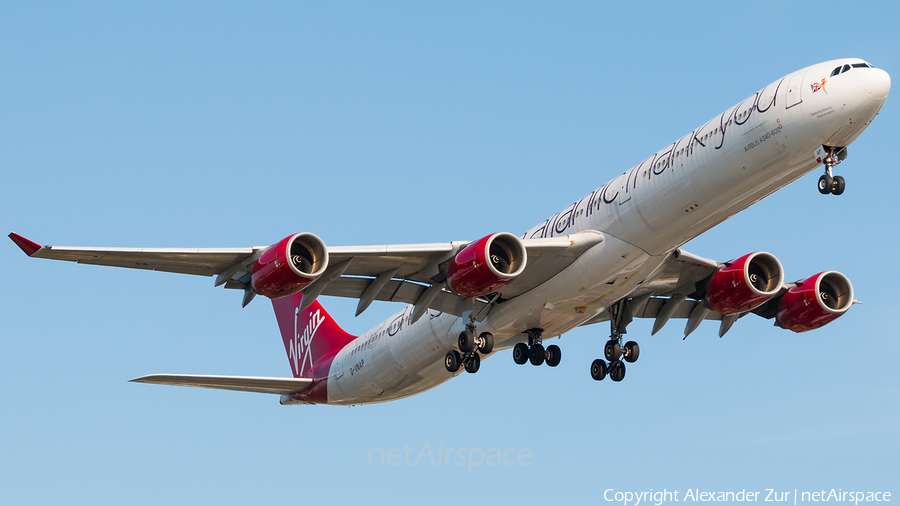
[830,62,873,77]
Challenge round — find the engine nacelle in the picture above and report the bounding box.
[447,232,527,298]
[251,233,329,299]
[706,251,784,315]
[776,271,854,333]
[705,252,784,315]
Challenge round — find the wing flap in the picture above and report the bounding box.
[583,297,726,325]
[320,277,488,318]
[130,374,313,395]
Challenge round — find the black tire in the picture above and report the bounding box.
[609,361,626,382]
[546,344,561,367]
[590,359,607,381]
[458,331,475,353]
[832,175,845,195]
[444,350,461,372]
[604,340,622,362]
[513,343,529,365]
[623,341,640,363]
[529,344,545,366]
[818,174,832,194]
[478,332,494,354]
[465,353,481,373]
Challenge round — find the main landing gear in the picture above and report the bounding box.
[445,324,494,374]
[816,146,847,196]
[592,299,640,382]
[512,329,561,368]
[591,339,639,382]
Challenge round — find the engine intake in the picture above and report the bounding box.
[705,252,784,315]
[776,271,854,333]
[447,232,527,298]
[251,233,329,299]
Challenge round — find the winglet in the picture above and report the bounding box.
[8,233,42,257]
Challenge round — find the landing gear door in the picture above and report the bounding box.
[785,71,806,109]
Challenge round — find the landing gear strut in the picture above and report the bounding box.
[592,298,641,382]
[511,328,561,368]
[816,146,847,196]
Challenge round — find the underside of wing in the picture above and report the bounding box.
[581,248,729,336]
[580,248,826,339]
[130,374,313,395]
[12,231,257,276]
[9,230,609,320]
[307,231,606,319]
[34,246,257,276]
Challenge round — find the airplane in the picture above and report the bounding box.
[9,58,890,406]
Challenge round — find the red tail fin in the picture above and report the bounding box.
[271,295,357,380]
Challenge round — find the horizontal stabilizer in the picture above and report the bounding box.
[130,374,313,395]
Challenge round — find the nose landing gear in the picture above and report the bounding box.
[815,146,847,196]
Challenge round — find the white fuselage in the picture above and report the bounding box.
[318,59,889,405]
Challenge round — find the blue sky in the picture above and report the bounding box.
[2,2,898,504]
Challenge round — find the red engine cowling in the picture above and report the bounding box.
[776,271,854,333]
[447,232,527,298]
[705,252,784,315]
[251,233,329,299]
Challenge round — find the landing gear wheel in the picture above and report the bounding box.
[832,175,845,195]
[513,343,529,365]
[477,332,494,354]
[590,359,607,381]
[529,344,545,366]
[458,331,475,353]
[545,344,561,367]
[444,350,461,372]
[623,341,640,363]
[604,340,622,362]
[818,174,833,194]
[609,361,626,382]
[465,353,481,373]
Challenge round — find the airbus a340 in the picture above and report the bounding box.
[11,58,890,405]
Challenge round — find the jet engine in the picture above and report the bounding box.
[776,271,854,332]
[447,232,527,298]
[705,252,784,315]
[251,233,329,299]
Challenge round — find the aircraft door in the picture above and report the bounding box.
[785,71,806,109]
[610,171,632,205]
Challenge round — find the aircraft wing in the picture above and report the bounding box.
[9,231,603,319]
[580,248,795,338]
[130,374,313,395]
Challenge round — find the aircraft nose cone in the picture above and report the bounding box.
[866,68,891,101]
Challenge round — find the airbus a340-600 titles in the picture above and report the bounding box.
[11,58,890,405]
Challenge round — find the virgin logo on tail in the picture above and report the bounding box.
[289,307,326,376]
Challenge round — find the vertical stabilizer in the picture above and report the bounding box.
[271,294,357,380]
